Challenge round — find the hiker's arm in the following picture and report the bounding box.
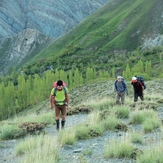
[65,93,70,109]
[114,82,117,92]
[49,94,53,109]
[142,86,144,92]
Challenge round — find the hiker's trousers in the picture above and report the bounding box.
[116,92,125,105]
[54,105,67,120]
[134,91,144,102]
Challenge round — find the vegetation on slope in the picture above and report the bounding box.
[18,0,163,76]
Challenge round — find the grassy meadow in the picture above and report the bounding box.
[1,85,163,163]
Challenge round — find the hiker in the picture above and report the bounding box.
[131,77,144,102]
[114,76,127,105]
[49,80,70,130]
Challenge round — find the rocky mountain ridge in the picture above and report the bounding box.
[0,0,109,75]
[0,0,109,39]
[0,0,108,75]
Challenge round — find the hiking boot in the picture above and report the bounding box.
[56,120,60,130]
[61,120,65,129]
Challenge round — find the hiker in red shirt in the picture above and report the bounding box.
[131,77,144,102]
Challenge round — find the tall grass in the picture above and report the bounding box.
[104,138,134,159]
[11,112,54,124]
[0,111,54,140]
[136,144,163,163]
[0,124,21,140]
[75,125,90,140]
[101,115,120,131]
[129,109,157,124]
[129,132,143,144]
[58,128,76,146]
[142,117,161,133]
[85,98,113,110]
[58,111,121,146]
[15,135,60,163]
[112,106,130,118]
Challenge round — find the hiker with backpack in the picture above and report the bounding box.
[49,80,70,130]
[114,76,127,105]
[131,76,145,102]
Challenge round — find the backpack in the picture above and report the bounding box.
[53,81,67,96]
[53,81,67,105]
[53,81,66,96]
[53,81,66,87]
[136,76,146,90]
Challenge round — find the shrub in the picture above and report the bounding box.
[129,109,157,124]
[58,128,76,146]
[0,124,21,140]
[104,139,134,159]
[113,106,130,118]
[75,126,90,140]
[142,117,161,133]
[15,135,60,163]
[130,132,143,144]
[136,145,163,163]
[102,115,120,131]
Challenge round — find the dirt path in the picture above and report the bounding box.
[1,105,163,163]
[0,114,88,163]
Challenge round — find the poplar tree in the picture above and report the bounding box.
[122,63,132,80]
[44,70,55,95]
[73,68,80,86]
[0,82,6,120]
[7,81,15,117]
[111,67,115,78]
[137,60,144,73]
[68,70,73,88]
[145,60,152,76]
[54,69,60,81]
[32,74,41,103]
[17,75,26,111]
[99,70,103,78]
[59,69,68,85]
[86,67,94,82]
[103,71,110,79]
[79,74,84,85]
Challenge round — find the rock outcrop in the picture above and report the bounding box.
[0,0,109,39]
[0,0,109,74]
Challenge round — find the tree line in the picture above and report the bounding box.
[0,60,152,121]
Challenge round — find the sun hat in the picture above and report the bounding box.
[132,77,137,82]
[117,76,122,79]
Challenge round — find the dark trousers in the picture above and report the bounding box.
[134,92,144,102]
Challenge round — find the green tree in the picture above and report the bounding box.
[79,74,84,85]
[145,60,152,76]
[54,69,60,81]
[0,82,6,120]
[59,69,68,85]
[122,63,132,80]
[86,67,94,82]
[99,70,103,78]
[111,67,115,78]
[74,68,80,86]
[103,71,110,79]
[68,70,73,88]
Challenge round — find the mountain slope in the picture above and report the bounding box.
[0,0,109,75]
[0,0,109,39]
[0,29,52,75]
[36,0,163,57]
[23,0,163,74]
